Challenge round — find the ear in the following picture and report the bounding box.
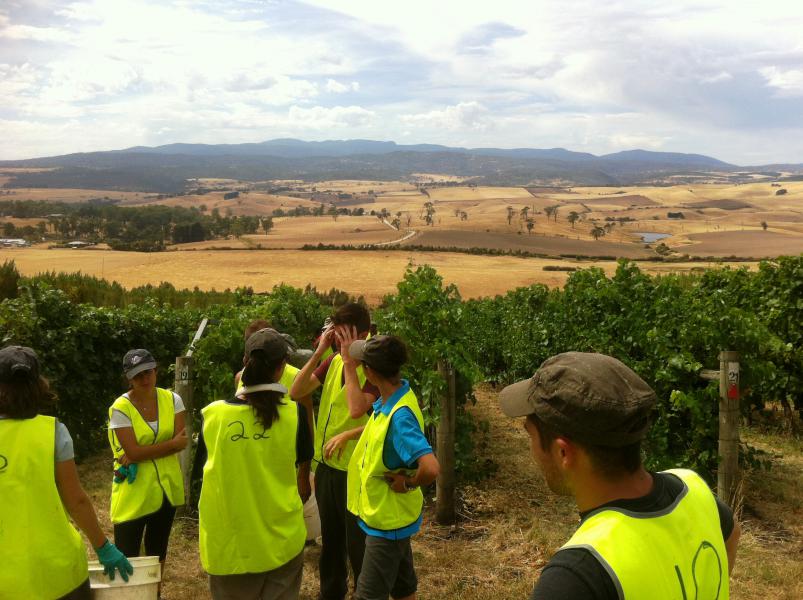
[554,437,576,469]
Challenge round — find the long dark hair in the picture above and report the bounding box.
[0,375,57,419]
[240,349,285,429]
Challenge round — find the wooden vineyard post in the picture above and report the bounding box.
[174,354,194,509]
[436,360,457,525]
[718,351,740,506]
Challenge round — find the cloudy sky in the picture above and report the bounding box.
[1,0,802,163]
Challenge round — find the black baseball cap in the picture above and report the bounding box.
[0,346,40,383]
[123,349,157,379]
[245,328,293,362]
[348,335,407,377]
[499,352,656,447]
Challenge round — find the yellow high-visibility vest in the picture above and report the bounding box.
[108,387,185,524]
[346,388,425,531]
[560,468,729,600]
[199,399,306,575]
[314,354,369,471]
[0,415,88,599]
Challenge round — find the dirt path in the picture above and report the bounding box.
[375,219,419,246]
[412,385,578,599]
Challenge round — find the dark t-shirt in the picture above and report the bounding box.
[530,472,735,600]
[313,353,381,400]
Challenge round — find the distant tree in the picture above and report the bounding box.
[328,203,339,221]
[262,217,273,235]
[421,202,435,225]
[459,210,468,221]
[761,221,768,231]
[519,206,530,221]
[3,222,15,236]
[591,225,606,241]
[506,206,515,226]
[568,211,580,228]
[526,218,535,235]
[391,217,401,230]
[544,205,559,221]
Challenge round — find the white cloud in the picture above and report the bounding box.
[325,79,359,93]
[761,66,803,97]
[287,105,375,128]
[402,102,490,131]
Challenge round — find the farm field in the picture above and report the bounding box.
[76,387,803,600]
[3,180,803,259]
[0,247,756,304]
[230,180,803,258]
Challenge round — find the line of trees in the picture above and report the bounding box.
[0,200,273,251]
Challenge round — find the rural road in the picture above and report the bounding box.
[375,220,419,246]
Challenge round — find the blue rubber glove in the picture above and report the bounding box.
[126,462,138,484]
[113,465,127,484]
[95,540,133,582]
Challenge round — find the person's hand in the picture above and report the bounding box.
[298,473,312,504]
[95,540,134,582]
[126,462,138,484]
[324,431,353,460]
[335,325,359,365]
[119,454,132,467]
[314,326,335,357]
[384,471,412,494]
[171,429,188,451]
[113,465,128,484]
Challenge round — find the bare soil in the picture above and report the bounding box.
[685,199,755,210]
[675,230,803,257]
[405,229,654,258]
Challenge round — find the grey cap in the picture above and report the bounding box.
[0,346,40,383]
[499,352,656,447]
[245,328,293,362]
[123,349,157,379]
[349,335,407,376]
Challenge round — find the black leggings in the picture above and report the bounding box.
[58,578,90,600]
[113,494,177,562]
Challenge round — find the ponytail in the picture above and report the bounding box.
[241,349,285,429]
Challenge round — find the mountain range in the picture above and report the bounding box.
[1,139,799,193]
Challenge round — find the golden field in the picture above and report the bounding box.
[0,247,757,304]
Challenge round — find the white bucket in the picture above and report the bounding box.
[304,473,322,541]
[88,555,161,600]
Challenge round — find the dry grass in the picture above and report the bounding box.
[76,386,801,599]
[150,191,316,217]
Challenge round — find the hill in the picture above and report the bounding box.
[2,139,801,193]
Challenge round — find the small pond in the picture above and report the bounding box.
[633,232,671,243]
